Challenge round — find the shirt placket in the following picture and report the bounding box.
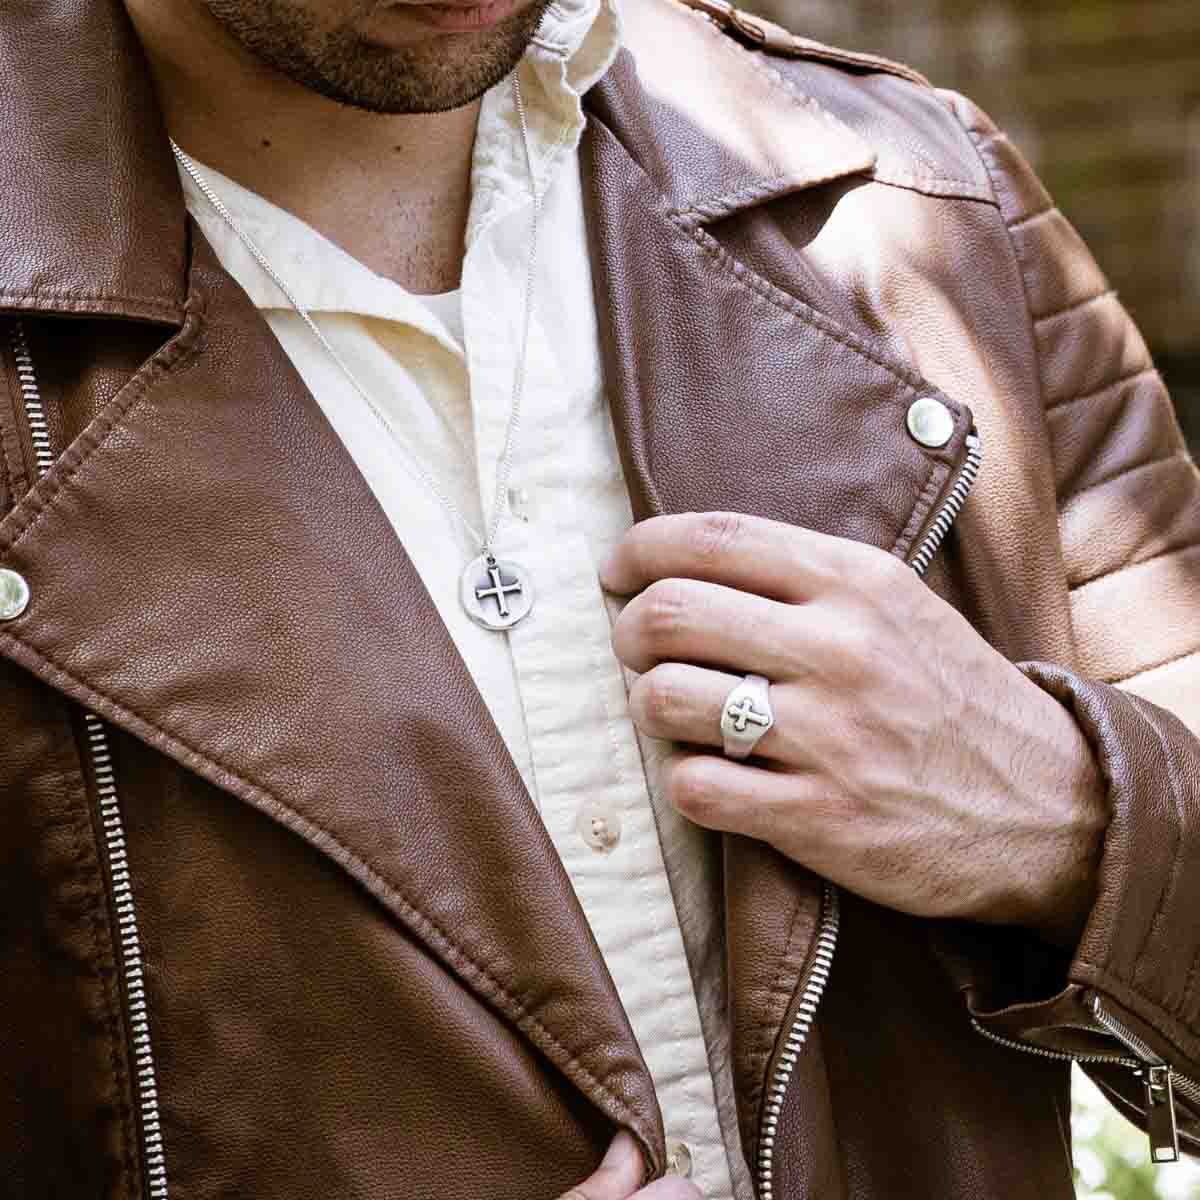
[459,138,738,1200]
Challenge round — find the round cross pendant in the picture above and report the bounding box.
[460,555,534,631]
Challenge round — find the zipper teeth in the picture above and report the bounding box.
[970,1016,1140,1069]
[9,322,55,475]
[973,998,1200,1122]
[1089,995,1164,1065]
[910,431,982,578]
[1090,996,1200,1109]
[756,431,984,1198]
[756,882,840,1200]
[11,320,170,1200]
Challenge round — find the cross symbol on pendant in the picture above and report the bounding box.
[475,563,524,618]
[726,697,770,732]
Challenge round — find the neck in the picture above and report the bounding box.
[125,0,480,292]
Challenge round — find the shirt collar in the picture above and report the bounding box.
[178,0,621,325]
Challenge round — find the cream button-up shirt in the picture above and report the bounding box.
[179,4,751,1197]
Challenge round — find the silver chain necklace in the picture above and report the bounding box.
[171,74,541,632]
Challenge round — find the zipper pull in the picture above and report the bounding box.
[1142,1065,1180,1163]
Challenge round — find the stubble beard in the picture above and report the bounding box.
[202,0,555,113]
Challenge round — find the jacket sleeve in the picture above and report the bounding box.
[942,90,1200,1157]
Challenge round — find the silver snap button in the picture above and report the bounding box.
[576,805,621,853]
[906,396,955,449]
[666,1140,693,1179]
[0,568,30,621]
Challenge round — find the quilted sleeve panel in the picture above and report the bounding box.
[942,89,1200,1154]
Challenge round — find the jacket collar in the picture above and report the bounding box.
[587,0,876,225]
[0,0,874,328]
[0,0,187,324]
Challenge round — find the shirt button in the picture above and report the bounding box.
[576,805,621,853]
[0,568,30,621]
[666,1141,693,1179]
[906,396,955,448]
[508,486,535,523]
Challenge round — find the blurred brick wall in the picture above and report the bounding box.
[742,0,1200,447]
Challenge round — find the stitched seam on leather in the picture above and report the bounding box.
[1061,447,1191,510]
[0,302,206,557]
[669,165,869,225]
[1034,288,1117,327]
[866,167,994,201]
[0,331,28,504]
[1072,959,1200,1067]
[669,215,955,559]
[672,216,929,392]
[1068,539,1200,598]
[1007,204,1056,233]
[1126,692,1187,997]
[0,633,649,1133]
[0,284,183,313]
[1070,537,1200,594]
[1112,646,1200,686]
[891,460,950,559]
[700,18,985,195]
[58,715,139,1199]
[1185,920,1200,1019]
[0,278,648,1129]
[751,889,809,1130]
[1044,366,1161,417]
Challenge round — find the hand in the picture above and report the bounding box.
[601,512,1108,949]
[559,1132,702,1200]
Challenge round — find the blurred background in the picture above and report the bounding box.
[742,0,1200,454]
[733,3,1200,1194]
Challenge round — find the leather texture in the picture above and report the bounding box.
[1,0,1198,1197]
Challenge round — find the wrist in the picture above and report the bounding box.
[1018,692,1108,951]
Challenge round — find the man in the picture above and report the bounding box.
[0,0,1197,1196]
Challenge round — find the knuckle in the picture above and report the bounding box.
[665,756,716,818]
[639,578,689,639]
[632,666,684,729]
[689,510,745,563]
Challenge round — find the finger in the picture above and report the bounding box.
[558,1131,645,1200]
[659,750,816,846]
[612,577,803,677]
[629,662,796,764]
[600,511,867,601]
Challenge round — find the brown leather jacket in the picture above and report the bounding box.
[2,1,1199,1197]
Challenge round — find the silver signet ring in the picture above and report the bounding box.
[720,673,775,760]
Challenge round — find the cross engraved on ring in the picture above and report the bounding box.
[726,696,771,732]
[475,563,524,618]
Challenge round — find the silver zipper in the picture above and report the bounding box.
[1090,993,1200,1162]
[756,430,984,1197]
[910,430,982,578]
[970,992,1200,1165]
[756,882,839,1200]
[10,320,171,1200]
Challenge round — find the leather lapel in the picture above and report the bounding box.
[581,48,976,1164]
[0,0,186,323]
[0,233,665,1172]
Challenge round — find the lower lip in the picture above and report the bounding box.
[395,0,522,30]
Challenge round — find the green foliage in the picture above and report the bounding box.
[1072,1068,1200,1199]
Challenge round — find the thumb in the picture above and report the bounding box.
[557,1130,645,1200]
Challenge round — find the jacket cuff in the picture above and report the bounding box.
[955,661,1200,1151]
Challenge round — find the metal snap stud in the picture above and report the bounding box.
[0,568,30,621]
[906,396,955,449]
